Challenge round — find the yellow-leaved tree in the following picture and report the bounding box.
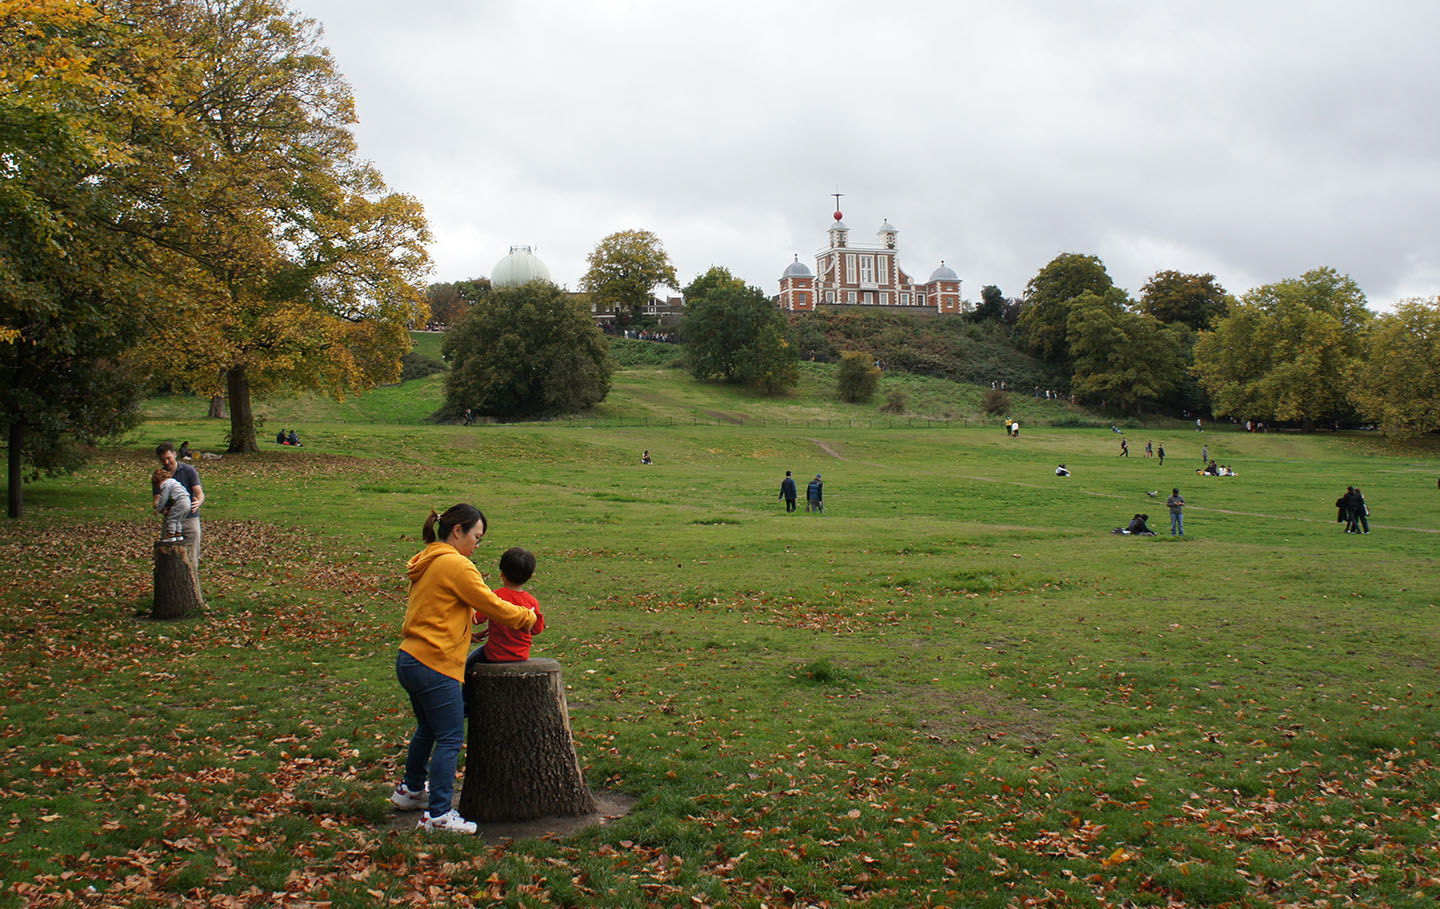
[120,0,431,451]
[1193,267,1371,431]
[1347,298,1440,437]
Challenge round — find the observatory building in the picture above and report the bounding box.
[490,245,552,288]
[778,208,964,315]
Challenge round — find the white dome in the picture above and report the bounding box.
[928,262,960,283]
[491,245,552,288]
[782,256,812,278]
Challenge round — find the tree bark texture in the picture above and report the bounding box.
[153,539,203,619]
[460,658,596,822]
[225,365,258,453]
[207,394,227,419]
[7,422,22,519]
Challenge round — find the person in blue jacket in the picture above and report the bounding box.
[806,474,824,513]
[778,471,797,512]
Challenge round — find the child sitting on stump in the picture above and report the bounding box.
[469,547,544,665]
[152,466,191,542]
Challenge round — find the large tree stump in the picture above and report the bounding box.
[152,539,203,619]
[460,658,596,822]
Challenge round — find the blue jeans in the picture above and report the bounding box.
[1170,512,1184,535]
[396,651,464,816]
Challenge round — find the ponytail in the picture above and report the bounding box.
[423,504,485,545]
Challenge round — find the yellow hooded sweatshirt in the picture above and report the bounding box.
[400,542,538,681]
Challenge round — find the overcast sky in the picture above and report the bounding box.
[289,0,1440,311]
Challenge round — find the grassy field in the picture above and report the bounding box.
[3,344,1439,907]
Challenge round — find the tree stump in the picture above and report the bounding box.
[152,539,203,619]
[460,658,596,822]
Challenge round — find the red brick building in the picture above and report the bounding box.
[778,213,964,315]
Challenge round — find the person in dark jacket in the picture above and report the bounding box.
[1337,486,1357,532]
[778,471,797,513]
[806,475,824,513]
[1352,488,1370,533]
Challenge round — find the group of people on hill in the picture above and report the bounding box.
[778,470,824,513]
[275,428,302,446]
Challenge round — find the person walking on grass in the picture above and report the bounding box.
[392,505,539,835]
[806,474,824,513]
[1353,488,1370,534]
[1166,487,1185,536]
[1120,438,1129,457]
[1157,443,1165,466]
[779,470,797,513]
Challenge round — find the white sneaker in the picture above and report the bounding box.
[390,783,427,810]
[419,809,476,834]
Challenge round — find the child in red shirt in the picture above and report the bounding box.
[470,548,544,662]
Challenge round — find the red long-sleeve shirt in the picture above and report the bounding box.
[481,587,544,661]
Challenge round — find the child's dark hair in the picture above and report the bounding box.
[423,504,486,544]
[499,547,535,586]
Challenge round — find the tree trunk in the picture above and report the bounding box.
[7,421,22,519]
[459,658,596,822]
[153,539,203,619]
[226,365,258,453]
[207,395,226,419]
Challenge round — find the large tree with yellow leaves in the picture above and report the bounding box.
[122,0,431,452]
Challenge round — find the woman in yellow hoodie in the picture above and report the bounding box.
[391,504,538,834]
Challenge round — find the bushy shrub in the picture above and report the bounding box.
[400,351,447,381]
[836,351,880,403]
[982,388,1011,415]
[881,391,906,414]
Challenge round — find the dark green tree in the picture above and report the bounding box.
[967,284,1006,323]
[1066,293,1184,414]
[1017,253,1114,363]
[441,282,613,419]
[1138,270,1231,331]
[681,267,797,393]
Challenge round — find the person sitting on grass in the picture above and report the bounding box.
[276,429,288,445]
[287,429,301,446]
[151,466,191,542]
[467,547,544,666]
[1055,463,1070,477]
[1111,513,1155,536]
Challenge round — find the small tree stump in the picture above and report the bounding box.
[460,658,596,822]
[152,539,203,619]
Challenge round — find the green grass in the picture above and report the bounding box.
[3,354,1440,907]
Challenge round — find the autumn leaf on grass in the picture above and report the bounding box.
[1101,847,1134,866]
